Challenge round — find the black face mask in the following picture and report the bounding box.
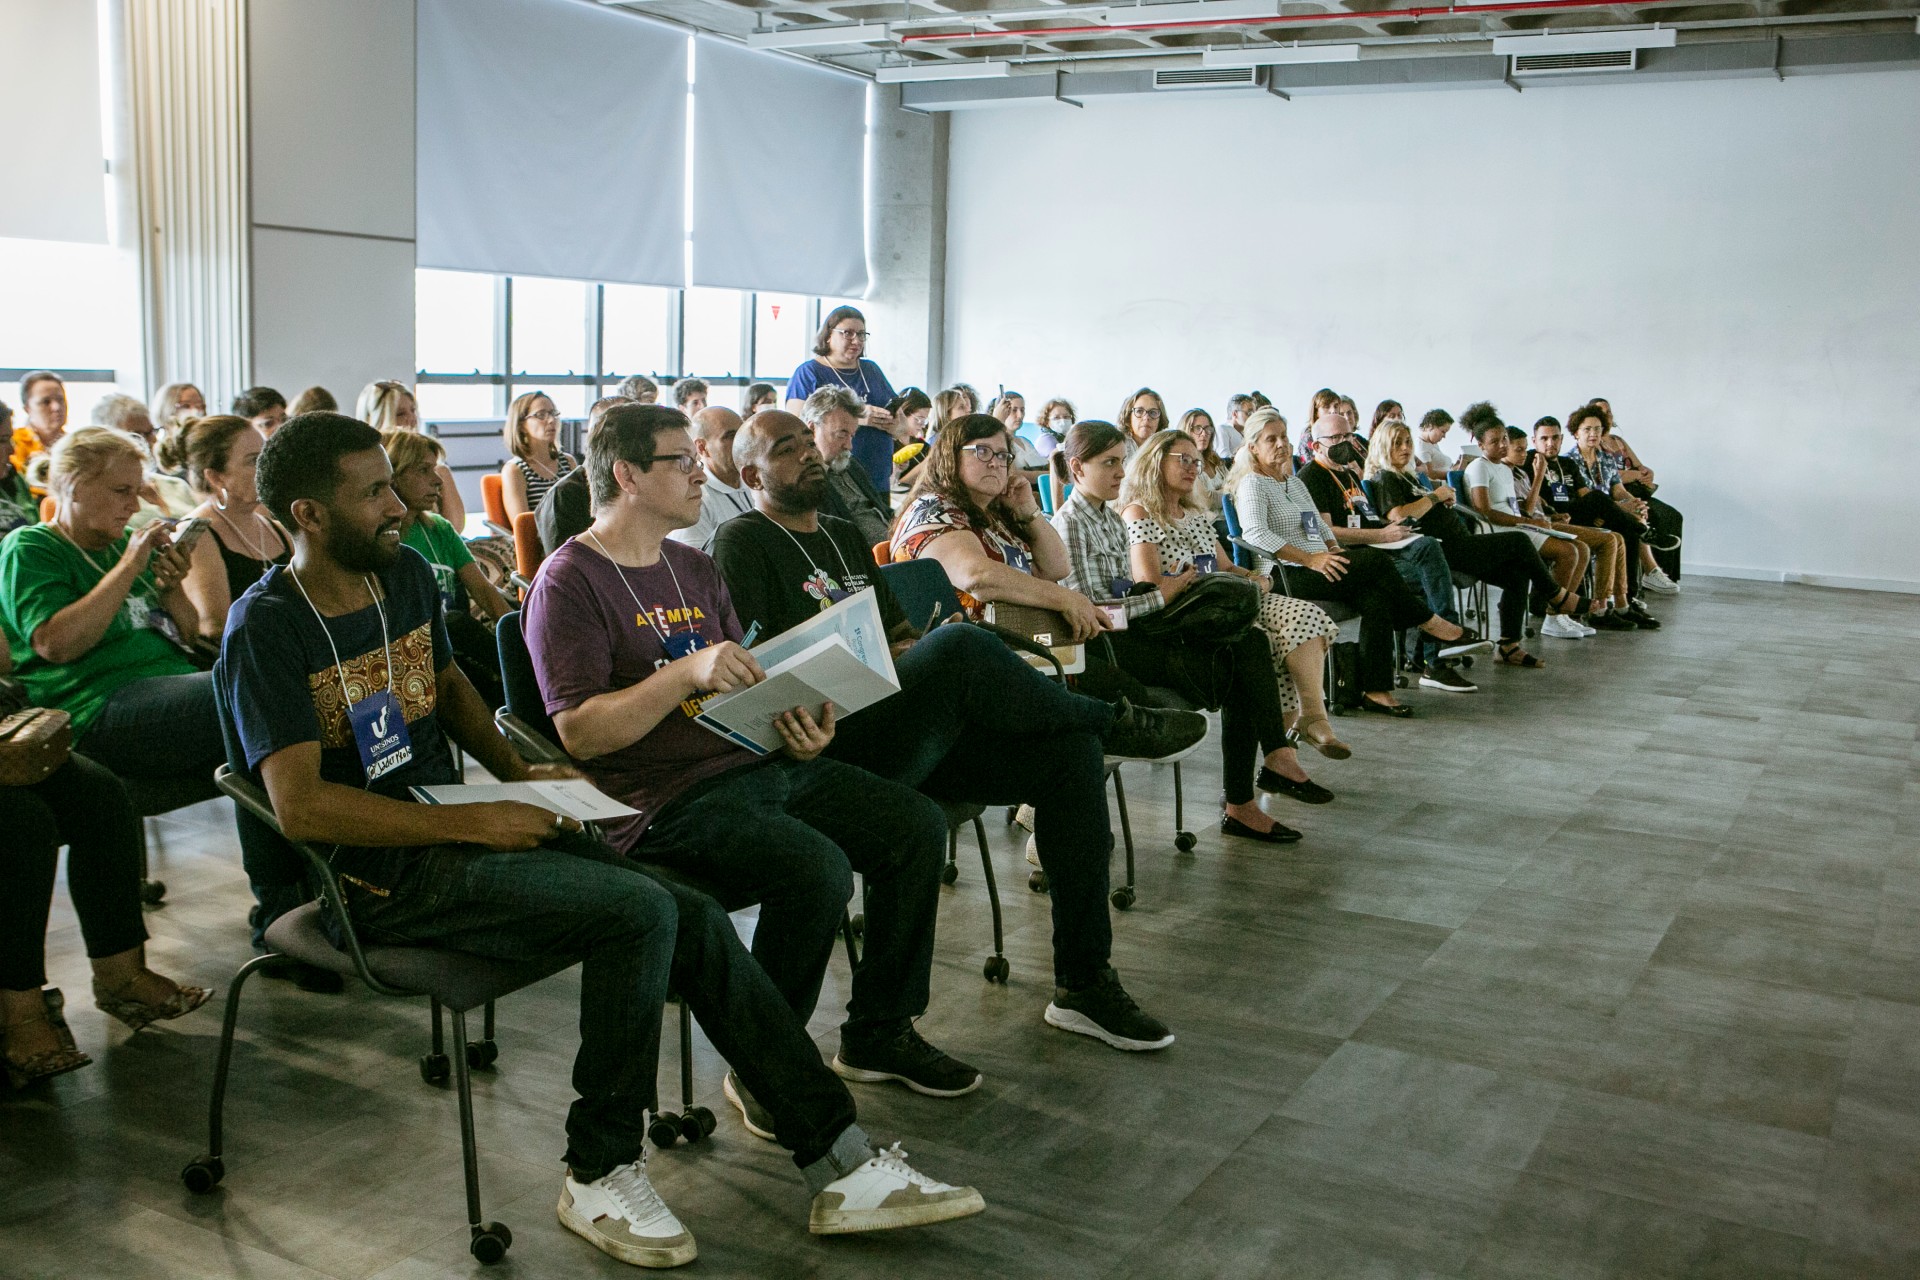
[1327,441,1364,468]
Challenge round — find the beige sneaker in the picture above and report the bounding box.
[808,1142,985,1235]
[558,1158,698,1267]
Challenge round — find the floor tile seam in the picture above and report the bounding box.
[1517,1162,1823,1244]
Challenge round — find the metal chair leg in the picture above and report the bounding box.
[450,1010,512,1263]
[1108,769,1137,911]
[181,951,281,1195]
[971,817,1008,983]
[1171,763,1195,852]
[138,817,166,906]
[942,825,960,885]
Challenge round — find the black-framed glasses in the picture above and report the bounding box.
[832,328,869,341]
[1131,407,1162,420]
[963,444,1015,467]
[650,453,704,475]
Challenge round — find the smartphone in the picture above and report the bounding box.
[170,516,212,554]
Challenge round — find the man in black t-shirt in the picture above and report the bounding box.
[714,411,1207,1055]
[223,413,987,1264]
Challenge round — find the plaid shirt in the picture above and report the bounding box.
[1049,489,1166,619]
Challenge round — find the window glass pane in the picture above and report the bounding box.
[753,291,809,380]
[602,283,672,379]
[416,268,497,373]
[417,384,498,422]
[0,237,140,403]
[511,383,588,419]
[509,276,589,375]
[682,286,743,378]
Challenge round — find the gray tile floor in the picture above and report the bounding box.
[4,577,1918,1279]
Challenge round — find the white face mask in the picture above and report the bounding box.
[1047,419,1072,433]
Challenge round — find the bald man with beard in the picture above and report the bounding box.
[665,405,753,553]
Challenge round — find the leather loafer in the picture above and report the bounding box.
[1221,814,1303,844]
[1256,769,1335,804]
[1358,698,1414,718]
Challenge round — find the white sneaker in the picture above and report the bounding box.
[559,1159,698,1268]
[1025,834,1040,867]
[1012,804,1035,832]
[1540,613,1587,639]
[1642,567,1680,594]
[809,1142,986,1235]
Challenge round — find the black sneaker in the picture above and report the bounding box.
[1437,628,1494,660]
[1588,610,1638,631]
[1044,968,1174,1051]
[1102,697,1207,763]
[723,1070,777,1141]
[832,1024,982,1097]
[1419,664,1478,693]
[1625,600,1661,629]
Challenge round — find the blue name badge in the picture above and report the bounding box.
[662,630,710,660]
[1550,481,1572,504]
[348,689,413,781]
[1349,490,1378,521]
[1001,544,1031,574]
[1193,553,1217,575]
[1301,511,1326,540]
[1109,576,1135,599]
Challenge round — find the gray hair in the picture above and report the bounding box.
[616,374,658,402]
[800,384,863,427]
[92,393,152,432]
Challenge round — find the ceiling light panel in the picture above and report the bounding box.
[875,60,1015,82]
[1489,28,1677,54]
[1201,42,1360,66]
[745,22,891,49]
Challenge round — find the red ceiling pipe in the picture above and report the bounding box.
[899,0,1686,42]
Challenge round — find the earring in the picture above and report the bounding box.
[213,487,229,512]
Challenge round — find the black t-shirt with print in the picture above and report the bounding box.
[711,509,909,644]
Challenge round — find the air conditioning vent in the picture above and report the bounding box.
[1153,65,1259,89]
[1511,48,1636,74]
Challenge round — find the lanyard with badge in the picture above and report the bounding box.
[289,567,414,782]
[586,531,710,666]
[771,519,858,609]
[58,527,179,646]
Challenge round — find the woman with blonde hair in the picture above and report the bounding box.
[1176,408,1230,509]
[1116,387,1169,453]
[356,379,464,528]
[148,382,205,429]
[1120,428,1345,807]
[498,390,577,521]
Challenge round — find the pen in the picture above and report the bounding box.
[741,622,760,647]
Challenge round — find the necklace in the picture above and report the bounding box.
[216,504,281,567]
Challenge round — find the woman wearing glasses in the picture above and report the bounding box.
[356,379,466,529]
[889,414,1107,644]
[1117,387,1170,455]
[500,391,577,522]
[784,306,899,497]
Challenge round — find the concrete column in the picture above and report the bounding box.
[864,87,947,394]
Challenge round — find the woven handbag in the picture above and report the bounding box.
[0,706,72,786]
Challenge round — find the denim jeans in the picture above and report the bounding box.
[831,623,1120,988]
[341,831,859,1178]
[77,671,224,780]
[1385,536,1459,668]
[1,753,147,989]
[637,756,947,1043]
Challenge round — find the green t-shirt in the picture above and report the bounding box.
[0,524,197,733]
[401,513,474,613]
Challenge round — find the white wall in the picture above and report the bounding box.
[944,71,1920,591]
[247,0,415,402]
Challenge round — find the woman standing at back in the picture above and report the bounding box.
[783,305,898,495]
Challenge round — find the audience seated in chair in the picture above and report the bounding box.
[221,410,982,1267]
[712,409,1201,1052]
[535,395,630,557]
[499,391,578,523]
[1525,415,1632,627]
[0,643,211,1089]
[665,406,751,554]
[522,403,983,1117]
[802,386,893,549]
[231,385,288,439]
[1587,397,1682,593]
[92,393,196,518]
[356,380,464,529]
[171,415,291,642]
[1052,420,1346,844]
[10,371,68,496]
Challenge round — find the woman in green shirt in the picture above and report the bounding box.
[0,428,221,780]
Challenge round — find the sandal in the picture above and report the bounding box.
[92,972,214,1033]
[1553,588,1590,616]
[1293,715,1352,761]
[1497,643,1545,669]
[3,989,93,1089]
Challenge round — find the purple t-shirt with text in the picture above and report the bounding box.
[522,537,751,850]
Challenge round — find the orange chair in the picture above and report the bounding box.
[479,473,510,536]
[511,510,543,589]
[871,540,892,565]
[39,496,57,522]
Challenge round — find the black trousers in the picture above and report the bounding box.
[1566,491,1643,596]
[1629,484,1684,580]
[1106,627,1292,806]
[1437,528,1562,642]
[1281,546,1430,694]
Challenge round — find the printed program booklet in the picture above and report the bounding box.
[409,778,641,822]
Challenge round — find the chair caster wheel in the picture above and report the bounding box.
[139,879,167,905]
[982,955,1010,984]
[678,1110,708,1143]
[686,1105,716,1139]
[465,1039,499,1070]
[649,1113,682,1149]
[848,912,865,937]
[181,1156,224,1193]
[940,861,959,886]
[1028,869,1049,894]
[1174,831,1196,853]
[1110,887,1136,911]
[470,1222,512,1264]
[419,1053,451,1085]
[1458,655,1474,668]
[1395,674,1409,688]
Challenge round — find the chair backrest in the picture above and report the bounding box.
[1220,493,1256,570]
[871,540,892,566]
[495,611,562,749]
[1447,468,1468,496]
[1035,472,1054,516]
[1361,478,1383,515]
[511,510,542,580]
[480,473,508,528]
[878,559,961,635]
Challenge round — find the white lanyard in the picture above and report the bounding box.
[585,530,694,648]
[771,517,854,585]
[55,526,157,608]
[288,567,394,708]
[825,360,874,404]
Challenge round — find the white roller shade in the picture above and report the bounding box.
[0,0,109,244]
[690,39,868,297]
[416,0,686,286]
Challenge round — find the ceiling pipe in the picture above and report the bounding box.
[899,0,1698,43]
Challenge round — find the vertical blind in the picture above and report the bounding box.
[689,39,869,298]
[0,0,110,243]
[416,0,687,288]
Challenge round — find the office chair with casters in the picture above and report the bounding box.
[122,772,224,905]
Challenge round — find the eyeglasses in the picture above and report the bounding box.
[1131,407,1162,420]
[832,328,869,341]
[963,444,1015,467]
[528,410,563,423]
[650,453,704,475]
[1167,454,1203,471]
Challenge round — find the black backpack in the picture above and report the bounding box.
[1329,640,1364,712]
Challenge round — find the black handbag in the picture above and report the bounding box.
[1129,573,1261,648]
